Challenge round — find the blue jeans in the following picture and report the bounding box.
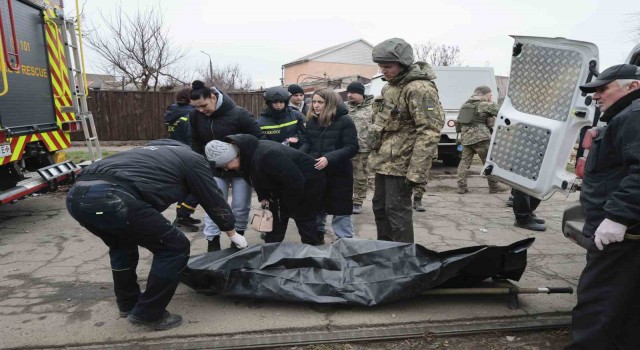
[203,176,251,239]
[66,180,190,322]
[317,214,354,238]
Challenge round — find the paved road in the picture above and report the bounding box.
[0,165,584,349]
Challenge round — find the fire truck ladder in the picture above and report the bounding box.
[54,7,102,162]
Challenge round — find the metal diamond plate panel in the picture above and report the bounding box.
[509,44,582,122]
[490,123,550,180]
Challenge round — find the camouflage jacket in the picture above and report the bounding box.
[367,62,444,183]
[458,96,498,146]
[347,95,374,153]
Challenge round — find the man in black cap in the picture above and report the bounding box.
[287,84,309,115]
[567,64,640,349]
[346,81,374,214]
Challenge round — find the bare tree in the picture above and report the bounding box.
[197,63,253,92]
[85,5,187,91]
[413,42,462,66]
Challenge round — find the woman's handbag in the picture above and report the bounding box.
[251,205,273,232]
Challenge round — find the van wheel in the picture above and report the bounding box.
[441,155,461,167]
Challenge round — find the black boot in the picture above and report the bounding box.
[413,198,426,212]
[185,216,201,225]
[514,218,546,232]
[173,217,199,232]
[127,311,182,331]
[207,236,221,252]
[530,212,545,224]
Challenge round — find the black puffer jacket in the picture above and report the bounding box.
[580,89,640,236]
[190,91,264,178]
[299,102,358,215]
[226,134,325,218]
[77,139,235,231]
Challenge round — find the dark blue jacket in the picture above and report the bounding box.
[257,106,306,148]
[163,103,194,146]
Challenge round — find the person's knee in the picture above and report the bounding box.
[109,248,138,270]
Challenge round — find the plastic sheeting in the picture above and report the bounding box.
[180,238,535,306]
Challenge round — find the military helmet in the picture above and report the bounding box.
[264,86,290,103]
[372,38,414,67]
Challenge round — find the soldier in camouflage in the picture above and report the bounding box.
[346,81,374,215]
[455,86,501,194]
[368,38,444,243]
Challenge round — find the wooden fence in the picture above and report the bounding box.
[74,90,265,141]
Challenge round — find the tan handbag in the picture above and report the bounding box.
[251,207,273,232]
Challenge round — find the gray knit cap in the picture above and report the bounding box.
[205,140,238,168]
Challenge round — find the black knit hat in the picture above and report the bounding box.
[287,84,304,95]
[346,81,365,96]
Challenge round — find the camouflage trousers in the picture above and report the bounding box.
[412,183,426,199]
[352,152,370,205]
[456,140,498,189]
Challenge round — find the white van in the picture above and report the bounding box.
[367,66,498,166]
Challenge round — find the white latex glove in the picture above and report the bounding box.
[229,233,248,249]
[594,218,627,250]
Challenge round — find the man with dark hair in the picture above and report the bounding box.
[66,140,246,331]
[346,81,373,214]
[567,64,640,349]
[163,87,200,232]
[288,84,309,115]
[368,38,444,243]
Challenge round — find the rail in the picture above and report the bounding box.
[0,0,21,71]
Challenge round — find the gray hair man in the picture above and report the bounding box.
[568,64,640,348]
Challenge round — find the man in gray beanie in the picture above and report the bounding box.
[368,38,444,243]
[205,140,240,170]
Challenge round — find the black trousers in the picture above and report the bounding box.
[372,174,414,243]
[66,180,190,322]
[567,240,640,349]
[176,194,198,218]
[512,188,541,222]
[265,174,326,245]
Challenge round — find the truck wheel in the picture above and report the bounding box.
[441,155,461,167]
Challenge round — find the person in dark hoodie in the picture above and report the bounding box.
[163,87,200,232]
[258,86,306,149]
[189,80,264,252]
[65,139,246,332]
[300,88,358,241]
[205,135,326,245]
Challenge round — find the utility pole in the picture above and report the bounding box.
[201,51,213,84]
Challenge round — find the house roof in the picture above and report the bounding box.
[283,39,374,67]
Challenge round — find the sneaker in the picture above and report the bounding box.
[127,311,182,331]
[514,220,546,232]
[457,187,469,194]
[173,218,199,232]
[207,236,221,252]
[352,204,362,214]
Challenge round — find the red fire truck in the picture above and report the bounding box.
[0,0,100,205]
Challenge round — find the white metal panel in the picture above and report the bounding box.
[315,41,375,66]
[482,36,599,200]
